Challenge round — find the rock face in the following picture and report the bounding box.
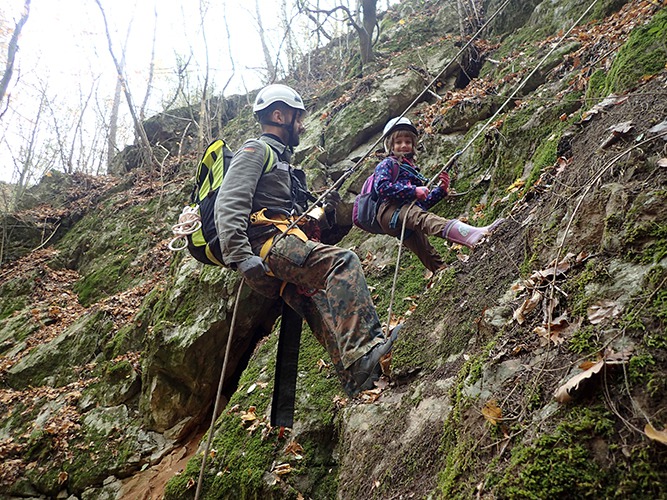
[1,0,666,499]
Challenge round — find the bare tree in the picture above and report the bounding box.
[106,17,134,171]
[0,0,31,120]
[197,0,212,151]
[94,0,157,169]
[255,0,277,83]
[139,4,159,123]
[298,0,378,67]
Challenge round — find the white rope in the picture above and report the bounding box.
[168,205,202,251]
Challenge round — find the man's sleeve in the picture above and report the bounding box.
[214,140,267,266]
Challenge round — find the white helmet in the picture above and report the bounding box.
[383,116,418,137]
[253,84,306,113]
[383,116,418,153]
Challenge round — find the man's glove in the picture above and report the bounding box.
[237,256,268,280]
[415,186,429,201]
[438,172,450,193]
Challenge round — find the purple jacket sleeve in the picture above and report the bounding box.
[374,158,417,202]
[419,186,446,210]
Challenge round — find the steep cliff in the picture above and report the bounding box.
[1,0,666,499]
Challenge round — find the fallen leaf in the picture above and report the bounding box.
[648,119,667,136]
[482,400,502,425]
[657,158,667,168]
[554,360,604,402]
[284,440,304,458]
[241,406,258,422]
[555,350,631,403]
[587,299,621,324]
[644,423,667,446]
[507,178,526,193]
[273,463,292,475]
[513,290,543,324]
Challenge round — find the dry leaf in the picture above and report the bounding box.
[285,440,304,458]
[657,158,667,168]
[513,290,543,324]
[482,400,503,425]
[273,463,292,476]
[644,423,667,446]
[554,360,604,402]
[241,406,257,422]
[587,299,621,324]
[555,350,630,403]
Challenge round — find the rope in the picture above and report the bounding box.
[168,205,201,251]
[256,0,514,301]
[193,1,605,494]
[195,277,247,500]
[388,0,602,333]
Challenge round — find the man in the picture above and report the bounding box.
[214,83,397,397]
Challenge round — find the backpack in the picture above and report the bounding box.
[352,160,399,234]
[172,138,275,266]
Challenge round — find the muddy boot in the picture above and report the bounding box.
[442,218,504,249]
[347,325,401,396]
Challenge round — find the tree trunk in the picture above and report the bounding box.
[94,0,156,170]
[0,0,31,118]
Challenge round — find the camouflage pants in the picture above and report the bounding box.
[377,201,448,272]
[245,234,386,393]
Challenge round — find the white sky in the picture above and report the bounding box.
[0,0,395,185]
[0,0,295,183]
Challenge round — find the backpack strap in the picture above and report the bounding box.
[261,140,276,174]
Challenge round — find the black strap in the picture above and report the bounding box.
[270,301,302,428]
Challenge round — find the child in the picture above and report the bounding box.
[374,116,504,272]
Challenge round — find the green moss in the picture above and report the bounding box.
[0,275,32,320]
[494,407,615,498]
[165,325,341,499]
[604,8,667,94]
[568,325,600,355]
[563,259,611,319]
[624,221,667,265]
[437,342,498,497]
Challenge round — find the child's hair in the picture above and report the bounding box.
[386,129,418,155]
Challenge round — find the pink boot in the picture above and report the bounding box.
[442,218,504,248]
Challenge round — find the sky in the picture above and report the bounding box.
[0,0,396,185]
[0,0,294,183]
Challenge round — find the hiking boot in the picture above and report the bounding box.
[442,218,505,249]
[348,324,401,396]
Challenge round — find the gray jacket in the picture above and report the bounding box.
[214,134,301,266]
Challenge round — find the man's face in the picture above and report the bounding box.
[286,109,305,147]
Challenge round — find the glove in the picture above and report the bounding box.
[324,190,341,211]
[237,256,268,280]
[438,172,450,193]
[415,186,429,201]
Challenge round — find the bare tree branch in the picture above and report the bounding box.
[0,0,31,116]
[94,0,157,169]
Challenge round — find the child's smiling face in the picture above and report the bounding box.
[391,131,415,156]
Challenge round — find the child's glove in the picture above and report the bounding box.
[415,186,429,201]
[439,172,450,193]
